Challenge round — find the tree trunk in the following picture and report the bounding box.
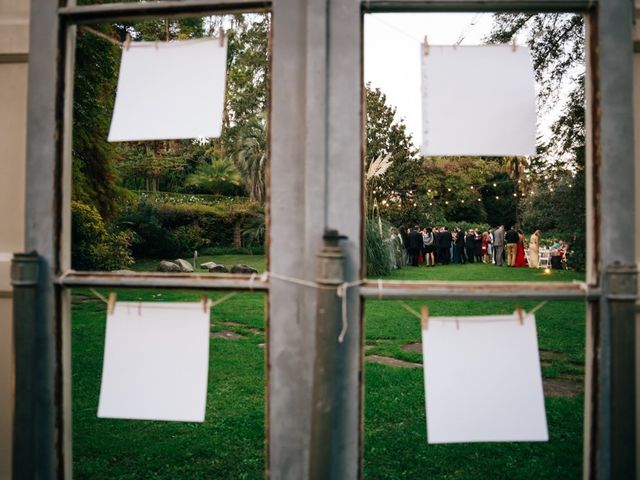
[233,221,242,248]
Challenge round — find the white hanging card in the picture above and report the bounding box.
[421,45,537,157]
[108,37,227,141]
[422,313,548,443]
[98,301,210,422]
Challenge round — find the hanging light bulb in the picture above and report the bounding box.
[461,199,465,203]
[477,198,481,202]
[568,184,572,188]
[513,193,517,197]
[429,202,433,206]
[445,201,449,205]
[447,188,451,192]
[470,186,474,190]
[495,196,499,200]
[493,183,497,187]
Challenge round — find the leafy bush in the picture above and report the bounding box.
[118,198,263,258]
[118,200,183,258]
[241,209,266,253]
[185,159,242,195]
[72,201,133,271]
[366,219,391,277]
[449,220,492,233]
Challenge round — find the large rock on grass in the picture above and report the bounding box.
[200,262,216,270]
[174,258,194,273]
[158,260,181,272]
[230,264,258,274]
[208,263,229,273]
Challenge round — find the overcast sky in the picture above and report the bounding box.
[364,13,512,148]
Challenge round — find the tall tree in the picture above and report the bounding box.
[73,25,123,219]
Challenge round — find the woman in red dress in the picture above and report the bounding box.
[514,229,528,267]
[481,231,489,263]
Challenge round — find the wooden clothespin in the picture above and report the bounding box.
[515,304,524,325]
[422,35,430,56]
[201,295,209,313]
[421,305,429,330]
[219,27,225,47]
[511,37,517,52]
[124,33,132,51]
[107,292,117,316]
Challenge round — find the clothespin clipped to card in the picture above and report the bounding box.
[219,27,225,47]
[201,295,209,313]
[511,37,517,52]
[107,292,117,316]
[515,304,524,325]
[124,32,131,51]
[421,305,429,330]
[423,35,430,56]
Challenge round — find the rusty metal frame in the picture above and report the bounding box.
[16,0,636,478]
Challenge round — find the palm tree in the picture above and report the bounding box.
[503,156,528,228]
[231,115,267,203]
[185,158,242,195]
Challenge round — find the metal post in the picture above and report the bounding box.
[10,252,42,479]
[593,0,637,477]
[309,230,346,479]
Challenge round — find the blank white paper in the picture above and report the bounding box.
[422,313,548,443]
[421,45,537,157]
[108,38,227,141]
[98,301,210,422]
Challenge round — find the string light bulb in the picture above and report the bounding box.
[495,196,499,200]
[493,183,497,187]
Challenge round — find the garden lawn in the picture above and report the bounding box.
[72,257,585,479]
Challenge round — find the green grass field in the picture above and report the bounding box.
[72,256,585,479]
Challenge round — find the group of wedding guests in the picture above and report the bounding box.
[389,225,567,269]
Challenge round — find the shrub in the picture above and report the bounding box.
[118,200,183,258]
[118,198,264,258]
[449,220,492,233]
[71,201,133,271]
[366,219,391,277]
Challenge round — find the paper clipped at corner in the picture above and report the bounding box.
[108,37,227,141]
[421,45,537,157]
[98,301,210,422]
[421,313,548,443]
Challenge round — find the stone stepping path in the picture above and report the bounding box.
[366,355,421,369]
[210,330,245,340]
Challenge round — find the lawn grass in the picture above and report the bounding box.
[72,256,584,479]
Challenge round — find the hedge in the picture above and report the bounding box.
[119,198,263,258]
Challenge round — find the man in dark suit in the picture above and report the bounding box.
[409,226,423,266]
[465,230,476,263]
[433,227,441,264]
[439,226,452,264]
